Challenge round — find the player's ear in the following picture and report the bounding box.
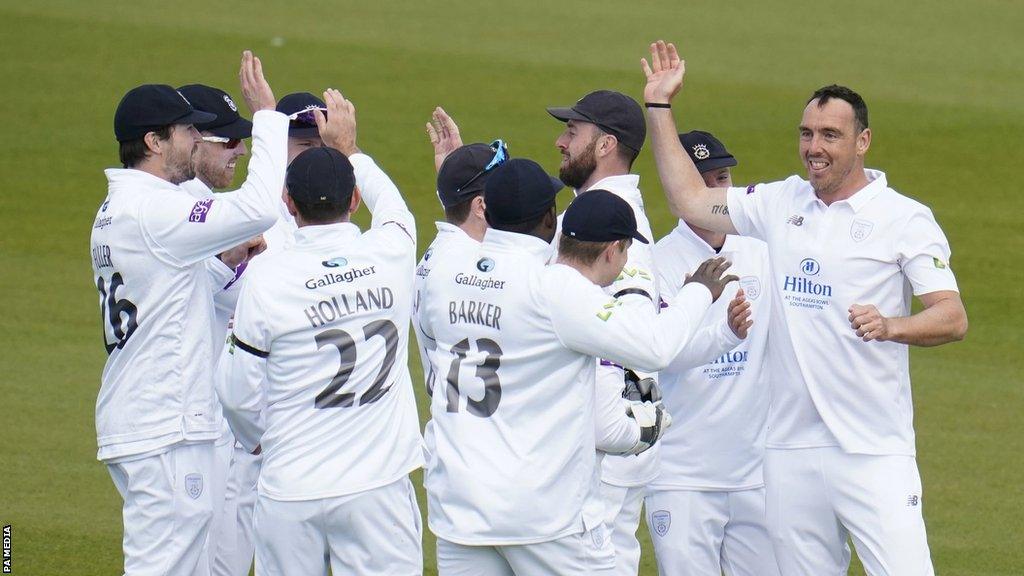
[471,195,486,221]
[282,190,299,218]
[143,131,163,156]
[348,186,362,215]
[856,127,871,156]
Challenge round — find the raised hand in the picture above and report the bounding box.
[640,40,685,105]
[683,256,740,302]
[238,50,276,113]
[314,88,359,156]
[426,107,464,172]
[727,289,753,339]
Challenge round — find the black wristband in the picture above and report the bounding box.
[644,102,671,109]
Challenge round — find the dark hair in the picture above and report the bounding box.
[595,127,640,169]
[808,85,869,132]
[489,202,556,237]
[289,198,349,225]
[616,142,639,169]
[119,125,172,168]
[444,194,478,226]
[558,236,628,265]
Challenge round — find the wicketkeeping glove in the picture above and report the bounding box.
[622,370,662,403]
[624,401,672,455]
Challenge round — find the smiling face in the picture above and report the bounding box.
[193,132,248,189]
[799,98,871,199]
[555,120,602,189]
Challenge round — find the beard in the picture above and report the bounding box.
[193,149,234,189]
[558,139,598,190]
[165,142,197,185]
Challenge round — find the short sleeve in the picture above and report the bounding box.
[726,179,791,241]
[896,208,959,295]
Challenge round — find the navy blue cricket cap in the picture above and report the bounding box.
[679,130,737,173]
[562,189,649,244]
[547,90,646,153]
[177,84,252,140]
[437,143,501,209]
[286,147,356,205]
[484,159,564,227]
[277,92,327,139]
[114,84,217,142]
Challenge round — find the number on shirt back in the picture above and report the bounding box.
[445,338,503,417]
[314,319,398,409]
[97,273,138,354]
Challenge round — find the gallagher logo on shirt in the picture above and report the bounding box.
[476,258,495,272]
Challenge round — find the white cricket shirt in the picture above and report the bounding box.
[726,170,959,455]
[650,224,772,491]
[219,153,424,501]
[420,228,712,545]
[89,110,288,462]
[412,222,480,397]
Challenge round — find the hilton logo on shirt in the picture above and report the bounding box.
[782,258,832,310]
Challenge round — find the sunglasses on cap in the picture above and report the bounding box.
[457,139,509,193]
[287,106,327,127]
[201,135,243,149]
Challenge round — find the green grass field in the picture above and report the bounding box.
[1,1,1022,574]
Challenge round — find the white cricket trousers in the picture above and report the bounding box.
[765,447,934,576]
[644,488,779,576]
[436,523,614,575]
[600,482,646,576]
[253,475,422,576]
[211,444,261,576]
[106,441,216,576]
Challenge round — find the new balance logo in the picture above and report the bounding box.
[907,495,920,506]
[787,215,804,226]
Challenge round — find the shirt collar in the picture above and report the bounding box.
[292,222,361,250]
[435,221,470,238]
[671,220,738,255]
[105,168,180,193]
[803,168,887,213]
[581,173,642,206]
[482,228,553,262]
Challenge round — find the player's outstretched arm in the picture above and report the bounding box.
[426,107,464,173]
[547,258,736,372]
[662,287,749,375]
[643,40,736,234]
[140,51,287,267]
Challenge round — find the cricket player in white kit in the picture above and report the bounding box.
[421,159,737,575]
[218,89,424,576]
[91,52,287,575]
[642,40,969,575]
[414,110,507,395]
[648,130,778,575]
[177,83,267,576]
[547,89,662,576]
